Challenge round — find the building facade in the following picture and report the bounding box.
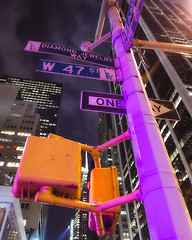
[0,77,63,239]
[98,0,192,239]
[0,186,27,240]
[0,84,40,239]
[0,76,63,137]
[72,153,89,240]
[0,83,39,183]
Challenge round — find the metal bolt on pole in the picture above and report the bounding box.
[107,0,192,239]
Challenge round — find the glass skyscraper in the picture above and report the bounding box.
[98,0,192,239]
[72,153,90,240]
[0,76,62,137]
[0,77,63,239]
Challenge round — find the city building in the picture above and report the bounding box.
[72,152,89,240]
[0,77,63,239]
[0,186,26,240]
[98,0,192,239]
[0,76,63,137]
[0,83,40,239]
[0,90,40,184]
[70,219,74,240]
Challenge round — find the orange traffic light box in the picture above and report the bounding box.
[12,135,82,200]
[89,166,121,235]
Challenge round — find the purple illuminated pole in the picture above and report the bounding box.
[107,0,192,239]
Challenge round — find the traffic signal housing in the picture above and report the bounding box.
[89,166,121,235]
[12,135,82,200]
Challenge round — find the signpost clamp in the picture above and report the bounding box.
[114,57,122,83]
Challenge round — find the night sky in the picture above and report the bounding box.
[0,0,191,240]
[0,0,110,239]
[0,0,111,145]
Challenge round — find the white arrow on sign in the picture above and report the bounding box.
[149,99,180,121]
[150,100,172,116]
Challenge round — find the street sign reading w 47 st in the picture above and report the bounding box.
[25,40,114,68]
[81,91,180,121]
[36,59,117,82]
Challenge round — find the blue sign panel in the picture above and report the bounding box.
[36,60,116,82]
[125,0,145,50]
[124,0,136,33]
[25,40,114,68]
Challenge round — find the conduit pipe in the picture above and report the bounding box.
[96,188,141,212]
[95,0,109,40]
[35,186,97,212]
[93,212,105,237]
[35,187,141,213]
[132,39,192,55]
[95,130,130,152]
[81,32,111,52]
[80,130,130,168]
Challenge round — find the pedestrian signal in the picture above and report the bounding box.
[89,166,121,235]
[12,135,82,200]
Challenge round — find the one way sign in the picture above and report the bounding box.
[149,99,180,121]
[81,91,180,121]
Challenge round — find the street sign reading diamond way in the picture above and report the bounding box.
[36,59,116,82]
[25,40,114,68]
[81,91,180,121]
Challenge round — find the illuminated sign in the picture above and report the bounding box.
[25,40,114,68]
[36,60,116,82]
[81,91,126,115]
[81,91,180,121]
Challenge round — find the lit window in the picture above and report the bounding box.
[7,162,19,167]
[160,124,167,134]
[121,211,126,215]
[0,161,4,166]
[164,130,171,142]
[16,146,24,151]
[11,113,21,117]
[1,130,15,135]
[23,219,26,227]
[17,132,31,137]
[0,138,12,142]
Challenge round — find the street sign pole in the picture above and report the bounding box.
[107,0,192,239]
